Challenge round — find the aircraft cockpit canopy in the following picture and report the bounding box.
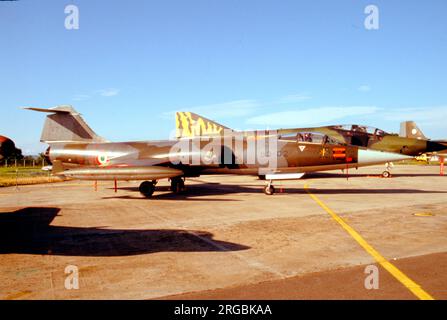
[333,125,387,137]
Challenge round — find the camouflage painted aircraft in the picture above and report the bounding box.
[175,112,447,177]
[26,105,412,196]
[399,121,447,154]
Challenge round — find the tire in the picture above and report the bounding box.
[139,181,155,197]
[382,171,391,178]
[264,185,275,195]
[170,177,185,194]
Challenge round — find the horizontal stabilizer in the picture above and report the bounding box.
[23,106,75,114]
[25,105,106,143]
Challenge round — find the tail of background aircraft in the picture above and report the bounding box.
[24,105,106,143]
[399,121,427,140]
[175,111,231,138]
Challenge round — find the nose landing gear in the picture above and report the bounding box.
[381,170,391,178]
[264,180,275,195]
[382,162,394,178]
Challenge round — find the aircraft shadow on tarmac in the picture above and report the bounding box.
[104,184,257,200]
[103,182,447,199]
[0,207,249,257]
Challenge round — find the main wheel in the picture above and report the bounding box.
[381,171,391,178]
[139,181,155,198]
[264,185,275,195]
[170,177,185,194]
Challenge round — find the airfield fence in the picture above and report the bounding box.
[0,159,66,187]
[2,158,47,168]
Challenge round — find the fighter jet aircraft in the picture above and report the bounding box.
[175,111,447,177]
[398,121,447,174]
[176,112,447,155]
[26,105,412,196]
[399,121,447,151]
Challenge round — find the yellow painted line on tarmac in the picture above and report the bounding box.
[413,212,434,217]
[304,183,434,300]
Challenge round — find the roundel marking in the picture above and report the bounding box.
[96,153,110,166]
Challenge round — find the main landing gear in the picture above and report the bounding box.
[138,177,186,198]
[170,177,186,194]
[139,180,157,198]
[264,180,275,195]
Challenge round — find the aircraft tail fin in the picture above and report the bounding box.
[399,121,427,140]
[175,111,231,138]
[24,105,106,144]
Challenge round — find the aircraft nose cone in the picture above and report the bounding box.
[358,149,413,165]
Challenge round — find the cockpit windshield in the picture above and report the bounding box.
[332,125,387,137]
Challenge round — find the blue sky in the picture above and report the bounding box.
[1,0,446,154]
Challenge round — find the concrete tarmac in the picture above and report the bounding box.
[0,165,446,299]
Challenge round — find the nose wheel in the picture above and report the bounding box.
[381,170,391,178]
[264,180,275,195]
[170,177,185,194]
[139,180,156,198]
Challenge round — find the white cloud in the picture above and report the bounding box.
[98,88,120,97]
[165,99,260,120]
[278,94,312,103]
[164,92,314,121]
[377,106,447,139]
[71,88,120,101]
[358,85,371,92]
[246,106,379,127]
[381,106,447,127]
[382,106,447,121]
